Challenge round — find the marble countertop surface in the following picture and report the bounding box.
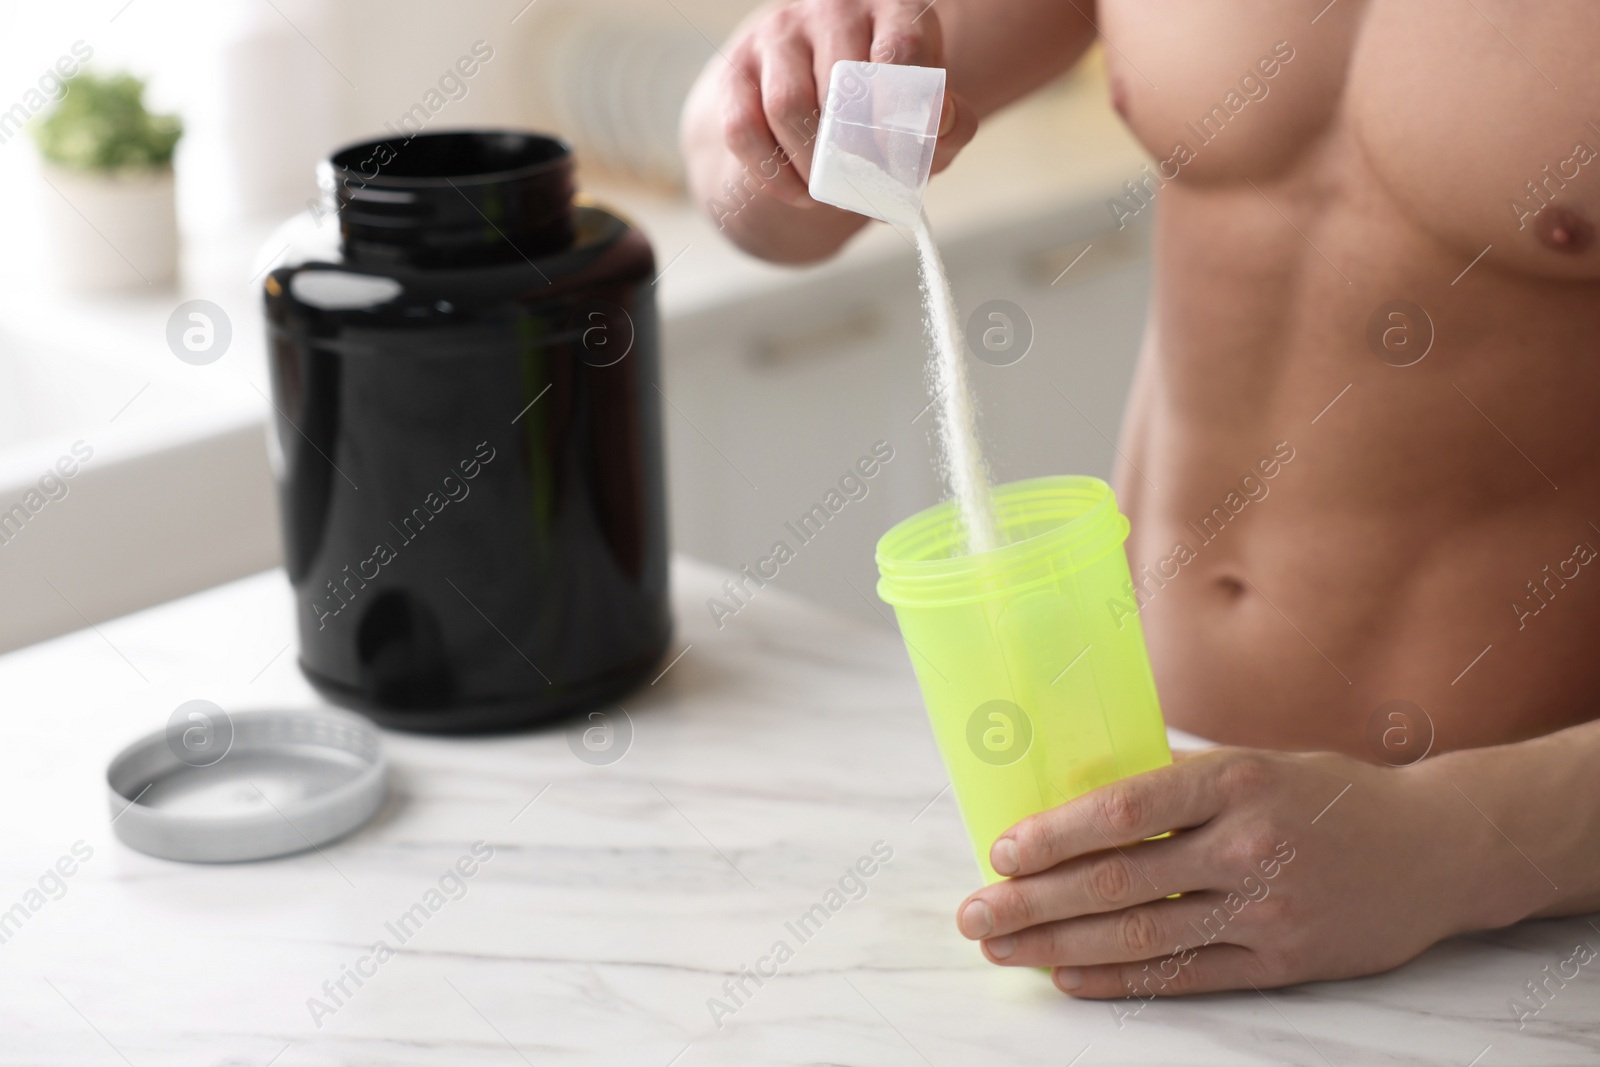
[1,557,1596,1066]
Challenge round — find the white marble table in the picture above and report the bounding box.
[0,558,1595,1066]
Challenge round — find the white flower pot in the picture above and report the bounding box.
[39,164,178,291]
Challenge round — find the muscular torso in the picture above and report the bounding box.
[1096,0,1600,756]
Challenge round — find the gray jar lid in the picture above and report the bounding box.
[106,706,387,863]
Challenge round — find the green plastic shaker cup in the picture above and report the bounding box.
[876,476,1171,883]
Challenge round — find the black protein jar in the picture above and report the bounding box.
[263,131,671,732]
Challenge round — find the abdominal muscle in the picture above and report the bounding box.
[1114,176,1600,760]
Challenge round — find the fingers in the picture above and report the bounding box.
[976,894,1240,969]
[758,29,822,183]
[993,756,1230,878]
[809,0,872,99]
[867,0,941,66]
[1052,942,1268,999]
[720,43,811,207]
[959,832,1204,940]
[715,0,968,214]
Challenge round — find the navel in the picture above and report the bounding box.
[1535,206,1595,254]
[1214,575,1246,600]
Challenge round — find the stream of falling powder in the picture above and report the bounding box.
[912,209,1002,554]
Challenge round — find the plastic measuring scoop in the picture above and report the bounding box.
[808,61,946,228]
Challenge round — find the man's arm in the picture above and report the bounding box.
[950,721,1600,997]
[679,0,1099,264]
[1440,718,1600,921]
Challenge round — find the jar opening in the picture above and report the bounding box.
[332,132,569,185]
[326,130,577,268]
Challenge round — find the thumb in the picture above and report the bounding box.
[930,90,978,174]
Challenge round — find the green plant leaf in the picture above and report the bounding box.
[31,70,183,172]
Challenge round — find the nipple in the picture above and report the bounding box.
[1535,206,1595,254]
[1109,75,1130,119]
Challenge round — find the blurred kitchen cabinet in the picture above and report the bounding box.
[660,201,1152,627]
[956,202,1153,487]
[660,253,936,635]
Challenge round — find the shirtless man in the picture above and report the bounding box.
[681,1,1600,998]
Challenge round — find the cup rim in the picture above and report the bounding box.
[875,476,1128,606]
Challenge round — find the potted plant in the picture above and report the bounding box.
[32,71,183,291]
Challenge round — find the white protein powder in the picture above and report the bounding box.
[811,148,1003,554]
[912,209,1001,554]
[810,144,924,228]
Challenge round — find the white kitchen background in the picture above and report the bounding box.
[0,0,1153,652]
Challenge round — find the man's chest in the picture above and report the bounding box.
[1095,0,1600,278]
